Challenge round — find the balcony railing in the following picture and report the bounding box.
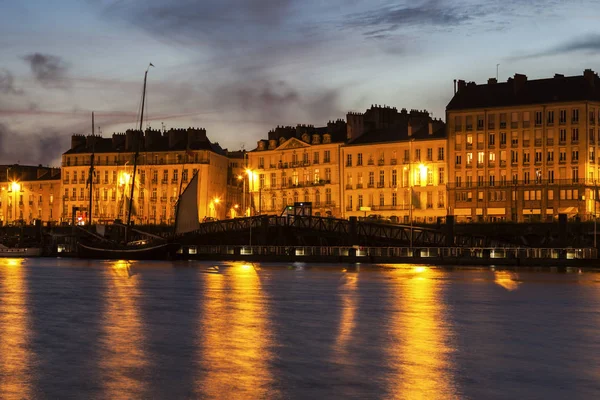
[390,158,397,165]
[378,159,385,166]
[345,184,353,190]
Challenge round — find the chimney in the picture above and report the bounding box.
[513,73,527,93]
[407,122,413,137]
[554,73,564,79]
[453,79,457,95]
[584,69,596,87]
[457,79,466,93]
[70,134,86,149]
[488,78,498,84]
[428,121,433,135]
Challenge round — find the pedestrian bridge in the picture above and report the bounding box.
[178,215,498,247]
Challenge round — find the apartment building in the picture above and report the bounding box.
[447,70,600,222]
[247,121,347,217]
[61,127,228,224]
[0,164,61,225]
[342,109,447,223]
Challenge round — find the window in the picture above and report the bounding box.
[438,167,445,184]
[379,192,385,206]
[313,169,320,183]
[559,109,567,124]
[559,129,567,143]
[162,170,168,182]
[259,157,264,168]
[369,172,374,186]
[358,194,363,208]
[392,192,397,206]
[357,153,363,166]
[572,167,579,182]
[511,132,518,146]
[572,108,579,123]
[489,133,495,146]
[347,195,353,209]
[346,154,352,166]
[392,170,397,187]
[466,153,473,165]
[314,152,319,164]
[571,128,579,143]
[325,168,331,181]
[523,151,530,164]
[535,150,542,163]
[548,170,554,183]
[477,115,484,130]
[547,111,554,125]
[427,148,433,161]
[456,155,462,165]
[415,149,421,161]
[535,111,543,126]
[324,150,330,163]
[379,170,385,187]
[572,150,579,162]
[438,147,444,160]
[500,132,506,145]
[302,153,308,164]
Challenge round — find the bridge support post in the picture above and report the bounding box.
[349,216,358,245]
[445,215,454,247]
[261,215,269,245]
[559,213,567,245]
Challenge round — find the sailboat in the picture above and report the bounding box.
[77,64,180,260]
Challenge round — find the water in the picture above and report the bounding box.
[0,259,599,399]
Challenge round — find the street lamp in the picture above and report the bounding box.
[11,181,20,225]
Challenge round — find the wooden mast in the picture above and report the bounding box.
[88,111,95,226]
[126,63,153,242]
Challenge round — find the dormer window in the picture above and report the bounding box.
[312,135,320,144]
[302,133,310,143]
[258,141,265,150]
[323,134,331,144]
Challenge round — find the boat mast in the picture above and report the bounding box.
[126,63,153,242]
[88,111,95,226]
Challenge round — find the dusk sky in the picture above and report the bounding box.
[1,0,599,166]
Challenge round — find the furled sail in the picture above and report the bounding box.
[175,173,200,234]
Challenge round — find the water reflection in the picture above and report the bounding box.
[494,270,521,291]
[100,260,148,398]
[387,266,458,399]
[335,271,358,352]
[196,262,275,398]
[0,258,32,399]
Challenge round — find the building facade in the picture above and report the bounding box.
[342,108,447,223]
[247,106,447,222]
[61,127,229,225]
[0,164,61,225]
[247,121,347,217]
[447,70,600,222]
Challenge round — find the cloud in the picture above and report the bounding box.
[346,0,474,38]
[0,69,23,95]
[0,123,68,166]
[510,33,600,60]
[22,53,70,88]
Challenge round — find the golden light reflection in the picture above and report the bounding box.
[100,260,148,398]
[494,270,520,291]
[0,258,33,399]
[195,262,274,398]
[335,272,358,353]
[387,266,458,399]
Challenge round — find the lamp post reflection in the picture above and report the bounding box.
[195,263,275,398]
[386,266,457,399]
[100,260,148,398]
[0,258,33,399]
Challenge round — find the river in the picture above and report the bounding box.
[0,258,598,399]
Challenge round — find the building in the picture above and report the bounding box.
[247,106,447,222]
[61,127,229,225]
[447,69,600,222]
[247,121,347,217]
[225,150,246,218]
[342,107,447,223]
[0,164,61,225]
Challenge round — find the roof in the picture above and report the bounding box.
[347,121,446,146]
[0,164,61,182]
[447,71,600,111]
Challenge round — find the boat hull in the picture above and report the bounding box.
[0,247,42,257]
[77,242,180,260]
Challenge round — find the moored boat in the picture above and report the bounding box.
[77,240,180,260]
[0,244,42,257]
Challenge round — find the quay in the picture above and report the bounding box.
[175,245,599,268]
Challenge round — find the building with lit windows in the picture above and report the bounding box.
[447,70,600,222]
[342,108,446,223]
[61,127,228,224]
[247,121,347,217]
[0,164,61,225]
[225,150,246,218]
[247,106,447,222]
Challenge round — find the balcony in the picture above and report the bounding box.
[499,160,506,167]
[500,122,507,129]
[171,178,178,184]
[367,160,374,165]
[488,161,495,168]
[71,179,77,184]
[466,124,473,131]
[547,159,554,165]
[70,196,76,201]
[63,179,69,184]
[476,143,484,150]
[488,123,495,130]
[454,144,462,151]
[258,164,264,169]
[559,159,566,164]
[511,142,518,148]
[346,206,353,211]
[466,143,473,150]
[356,161,363,166]
[79,179,86,184]
[523,140,530,147]
[477,162,484,168]
[390,158,397,165]
[150,197,157,203]
[170,196,177,203]
[367,183,374,188]
[160,197,167,203]
[466,163,472,169]
[161,179,168,184]
[377,182,385,188]
[356,184,363,189]
[535,139,542,146]
[571,159,579,164]
[477,123,484,131]
[378,159,385,166]
[151,179,157,184]
[345,184,353,190]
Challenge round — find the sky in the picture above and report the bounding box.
[1,0,599,166]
